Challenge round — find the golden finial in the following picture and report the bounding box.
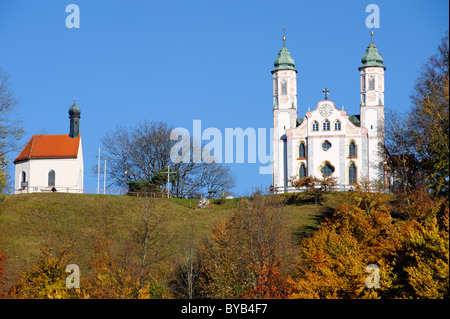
[281,25,287,46]
[370,30,374,42]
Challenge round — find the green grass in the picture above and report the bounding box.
[0,192,347,290]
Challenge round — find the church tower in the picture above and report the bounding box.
[359,31,385,183]
[272,35,297,190]
[69,100,81,138]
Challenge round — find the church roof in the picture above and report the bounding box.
[348,114,361,127]
[360,41,384,69]
[273,37,296,71]
[14,134,81,163]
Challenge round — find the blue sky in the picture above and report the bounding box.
[0,0,448,196]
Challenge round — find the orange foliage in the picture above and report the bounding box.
[200,195,296,299]
[289,183,449,299]
[0,245,6,289]
[85,237,170,299]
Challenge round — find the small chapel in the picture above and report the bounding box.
[272,31,385,193]
[14,101,84,194]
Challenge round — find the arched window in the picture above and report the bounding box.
[349,163,357,184]
[321,163,335,177]
[349,141,356,157]
[299,142,306,158]
[312,121,319,132]
[334,120,341,131]
[361,76,366,91]
[299,164,307,178]
[281,79,287,95]
[21,171,26,183]
[323,119,330,131]
[322,140,332,151]
[48,170,55,187]
[369,76,375,91]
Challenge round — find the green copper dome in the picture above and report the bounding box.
[360,41,384,68]
[273,38,296,71]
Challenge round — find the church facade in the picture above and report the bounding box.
[272,33,385,192]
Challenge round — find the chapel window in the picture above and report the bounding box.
[349,141,356,157]
[369,76,375,91]
[335,120,341,131]
[323,119,330,131]
[322,140,332,151]
[48,170,55,187]
[321,163,335,177]
[281,80,287,95]
[299,142,306,158]
[312,121,319,132]
[299,164,307,178]
[349,163,357,184]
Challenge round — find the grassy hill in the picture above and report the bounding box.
[0,191,348,290]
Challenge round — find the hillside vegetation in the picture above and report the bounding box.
[0,191,348,291]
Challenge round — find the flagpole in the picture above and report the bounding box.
[104,159,106,194]
[97,147,100,194]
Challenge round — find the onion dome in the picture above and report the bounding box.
[273,36,296,71]
[360,31,385,69]
[68,99,81,117]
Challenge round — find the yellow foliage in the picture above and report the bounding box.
[8,243,89,299]
[289,185,449,299]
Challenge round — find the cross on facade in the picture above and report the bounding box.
[322,88,330,100]
[161,165,175,198]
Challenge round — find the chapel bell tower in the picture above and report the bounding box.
[69,99,81,138]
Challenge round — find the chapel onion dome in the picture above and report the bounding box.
[360,31,385,70]
[273,36,296,72]
[68,101,81,117]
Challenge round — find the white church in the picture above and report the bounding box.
[272,32,385,193]
[14,101,84,194]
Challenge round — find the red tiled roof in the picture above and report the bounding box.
[14,134,81,163]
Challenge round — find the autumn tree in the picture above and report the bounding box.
[385,192,449,298]
[384,32,449,198]
[289,183,395,299]
[289,181,449,299]
[99,120,235,198]
[290,175,337,205]
[169,221,203,299]
[199,193,296,298]
[0,67,24,195]
[86,202,171,299]
[409,32,449,197]
[384,109,422,201]
[0,165,6,202]
[85,237,142,298]
[130,201,170,292]
[8,243,88,299]
[0,244,6,292]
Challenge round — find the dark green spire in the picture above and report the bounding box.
[69,99,81,138]
[273,36,296,71]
